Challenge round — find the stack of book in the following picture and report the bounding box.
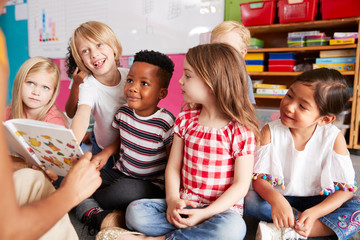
[314,49,356,72]
[268,53,296,72]
[253,83,288,96]
[245,53,265,72]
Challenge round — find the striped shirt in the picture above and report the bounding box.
[112,105,175,183]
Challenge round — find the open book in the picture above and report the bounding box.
[4,119,83,176]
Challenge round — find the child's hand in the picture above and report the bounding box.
[294,209,317,237]
[176,207,211,228]
[91,152,108,170]
[72,67,86,85]
[271,196,295,229]
[31,165,58,183]
[166,198,196,227]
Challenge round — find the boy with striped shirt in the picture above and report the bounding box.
[76,50,175,235]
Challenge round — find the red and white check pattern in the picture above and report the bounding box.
[174,109,256,215]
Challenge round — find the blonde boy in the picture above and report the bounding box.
[211,21,255,104]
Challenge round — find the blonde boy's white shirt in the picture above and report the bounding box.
[78,67,128,149]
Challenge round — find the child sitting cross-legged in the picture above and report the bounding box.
[245,68,360,240]
[76,50,176,235]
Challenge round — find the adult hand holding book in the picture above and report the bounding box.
[4,118,84,176]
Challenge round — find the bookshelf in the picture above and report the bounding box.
[247,17,360,149]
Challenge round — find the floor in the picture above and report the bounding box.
[70,153,360,240]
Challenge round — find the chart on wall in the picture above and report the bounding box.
[28,0,224,58]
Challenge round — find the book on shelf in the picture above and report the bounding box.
[319,49,356,58]
[4,119,83,176]
[254,88,288,96]
[253,83,287,89]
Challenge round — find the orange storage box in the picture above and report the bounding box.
[278,0,318,23]
[240,0,277,26]
[321,0,360,20]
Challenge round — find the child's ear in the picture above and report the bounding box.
[159,88,168,100]
[317,115,336,126]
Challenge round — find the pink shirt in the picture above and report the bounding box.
[5,105,68,128]
[175,108,256,215]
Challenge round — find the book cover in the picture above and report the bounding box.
[4,119,83,176]
[319,49,356,58]
[253,83,287,89]
[255,88,288,95]
[316,57,356,64]
[313,63,354,72]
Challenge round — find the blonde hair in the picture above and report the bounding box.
[70,21,122,75]
[10,56,62,121]
[185,43,260,142]
[211,21,251,50]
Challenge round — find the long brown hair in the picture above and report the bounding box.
[185,43,260,142]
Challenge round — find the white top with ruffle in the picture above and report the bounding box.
[253,119,356,196]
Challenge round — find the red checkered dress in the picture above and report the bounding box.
[175,108,256,215]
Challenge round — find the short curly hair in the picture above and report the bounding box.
[65,44,77,79]
[133,50,175,88]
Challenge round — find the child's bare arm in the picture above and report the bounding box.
[65,68,86,118]
[71,104,91,144]
[253,176,295,229]
[165,135,185,226]
[295,190,353,237]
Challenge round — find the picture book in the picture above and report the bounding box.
[4,119,83,176]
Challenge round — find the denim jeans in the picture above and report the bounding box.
[90,131,115,169]
[244,190,360,240]
[126,199,246,240]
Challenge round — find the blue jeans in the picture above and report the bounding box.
[126,199,246,240]
[90,131,115,169]
[244,190,360,240]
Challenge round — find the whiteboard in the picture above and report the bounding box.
[28,0,224,58]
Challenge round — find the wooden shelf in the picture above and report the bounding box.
[249,71,355,76]
[248,44,357,53]
[247,17,360,34]
[255,95,354,102]
[248,17,360,148]
[255,95,284,99]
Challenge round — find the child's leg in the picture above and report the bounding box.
[93,174,164,211]
[165,209,245,240]
[126,199,175,236]
[244,190,273,222]
[316,195,360,240]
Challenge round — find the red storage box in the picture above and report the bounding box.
[269,59,296,65]
[278,0,318,23]
[322,0,360,20]
[268,65,295,72]
[240,0,277,26]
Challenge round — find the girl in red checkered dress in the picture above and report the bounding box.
[99,43,261,240]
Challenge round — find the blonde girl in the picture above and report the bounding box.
[69,21,128,169]
[5,56,68,127]
[108,43,260,240]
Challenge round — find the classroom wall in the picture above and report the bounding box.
[0,2,29,104]
[1,0,253,116]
